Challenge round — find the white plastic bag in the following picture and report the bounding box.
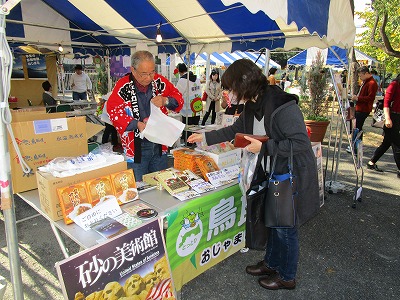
[142,102,185,147]
[238,148,258,195]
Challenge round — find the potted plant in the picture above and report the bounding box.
[299,51,331,142]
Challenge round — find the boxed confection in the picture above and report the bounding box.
[36,161,127,221]
[9,111,104,193]
[110,169,139,205]
[195,147,241,169]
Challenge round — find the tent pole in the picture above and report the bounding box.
[264,49,270,76]
[105,49,112,92]
[0,3,24,298]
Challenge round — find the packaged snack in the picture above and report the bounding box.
[57,182,91,224]
[110,169,139,205]
[85,175,114,206]
[155,170,190,195]
[195,155,220,181]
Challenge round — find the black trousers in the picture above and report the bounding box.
[182,115,201,146]
[370,113,400,170]
[201,101,216,125]
[102,123,119,146]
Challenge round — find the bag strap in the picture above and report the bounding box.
[270,140,293,176]
[250,143,268,184]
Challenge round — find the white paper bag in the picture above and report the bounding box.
[142,103,185,147]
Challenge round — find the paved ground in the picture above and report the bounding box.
[1,116,400,299]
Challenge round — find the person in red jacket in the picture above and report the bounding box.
[351,66,378,133]
[107,50,184,181]
[367,74,400,177]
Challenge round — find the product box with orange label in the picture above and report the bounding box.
[86,175,115,206]
[110,169,139,205]
[37,161,127,221]
[57,182,92,224]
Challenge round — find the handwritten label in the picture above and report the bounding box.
[206,170,233,187]
[73,198,122,231]
[34,118,68,134]
[222,165,240,180]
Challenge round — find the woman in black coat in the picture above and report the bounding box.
[188,59,319,290]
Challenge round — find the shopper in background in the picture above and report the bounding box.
[96,92,122,153]
[267,67,278,86]
[70,64,92,100]
[351,66,378,133]
[176,63,202,145]
[367,74,400,177]
[371,69,382,96]
[188,59,319,290]
[201,69,222,126]
[41,80,56,112]
[107,51,184,181]
[221,90,244,115]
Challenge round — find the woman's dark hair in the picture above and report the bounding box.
[268,67,278,76]
[209,69,220,82]
[221,59,267,102]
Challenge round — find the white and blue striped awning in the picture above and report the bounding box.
[287,47,379,67]
[5,0,356,56]
[167,51,280,68]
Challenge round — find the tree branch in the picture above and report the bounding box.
[370,11,400,58]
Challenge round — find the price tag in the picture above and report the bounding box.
[73,198,122,231]
[222,165,240,180]
[206,170,232,187]
[188,179,215,193]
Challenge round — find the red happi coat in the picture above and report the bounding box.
[107,73,183,161]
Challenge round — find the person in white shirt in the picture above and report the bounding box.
[69,65,92,100]
[176,63,202,145]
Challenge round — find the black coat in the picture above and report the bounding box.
[205,85,320,226]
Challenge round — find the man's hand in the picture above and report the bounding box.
[137,121,146,132]
[151,95,165,108]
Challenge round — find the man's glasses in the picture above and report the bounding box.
[135,69,155,78]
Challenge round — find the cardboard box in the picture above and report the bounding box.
[37,161,127,221]
[195,148,242,169]
[9,112,104,193]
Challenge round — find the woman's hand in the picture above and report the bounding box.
[243,136,262,153]
[187,133,203,144]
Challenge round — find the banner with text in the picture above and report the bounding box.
[56,219,175,300]
[165,184,245,290]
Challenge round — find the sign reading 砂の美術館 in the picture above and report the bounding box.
[56,218,176,300]
[165,184,246,291]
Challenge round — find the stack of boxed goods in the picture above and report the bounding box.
[195,142,241,169]
[57,168,138,225]
[9,108,105,193]
[36,160,127,222]
[172,148,203,177]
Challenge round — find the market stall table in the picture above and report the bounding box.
[17,168,244,296]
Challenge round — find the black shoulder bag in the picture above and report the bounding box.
[265,141,296,228]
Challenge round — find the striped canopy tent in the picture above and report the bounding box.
[167,51,281,68]
[5,0,356,56]
[1,0,356,296]
[287,47,379,68]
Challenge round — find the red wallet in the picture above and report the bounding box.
[233,133,269,148]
